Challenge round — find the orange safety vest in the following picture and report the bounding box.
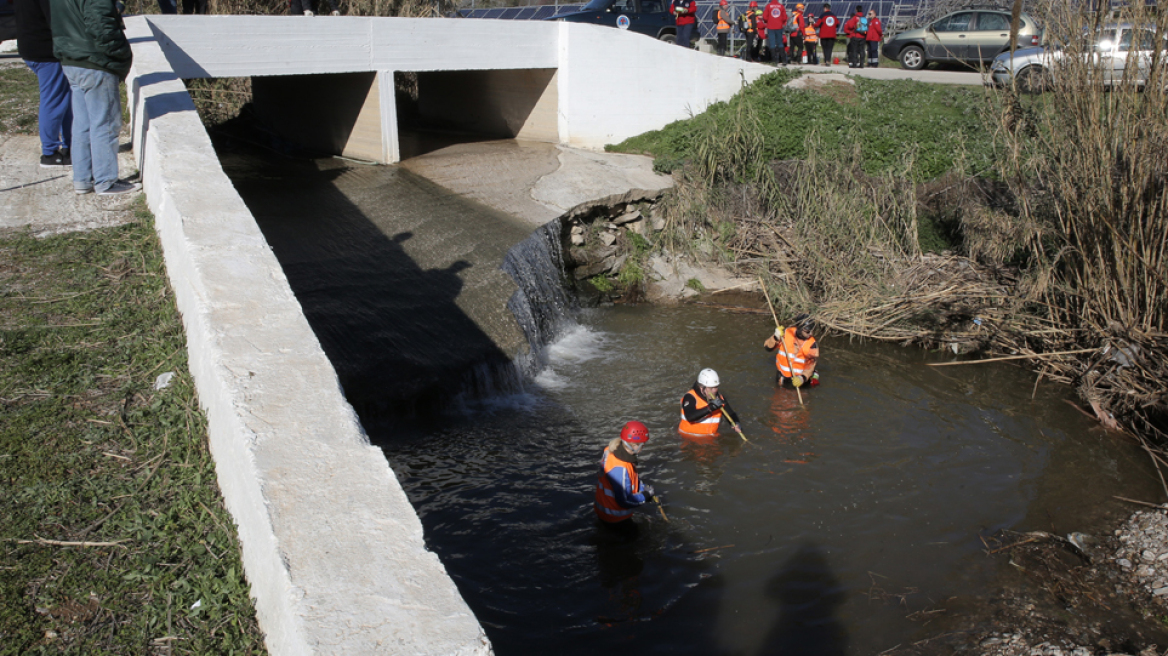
[594,443,640,523]
[775,326,817,378]
[679,389,723,436]
[716,8,732,32]
[803,24,818,42]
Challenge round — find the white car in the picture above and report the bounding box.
[990,23,1165,92]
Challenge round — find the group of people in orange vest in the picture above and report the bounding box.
[594,315,820,532]
[705,1,883,67]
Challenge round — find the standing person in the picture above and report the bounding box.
[736,2,758,61]
[669,0,697,48]
[51,0,139,195]
[290,0,340,15]
[763,0,787,64]
[715,0,733,56]
[764,314,820,388]
[754,9,767,61]
[788,3,805,64]
[15,0,72,169]
[801,11,819,64]
[843,5,866,68]
[864,8,882,67]
[679,368,744,438]
[180,0,206,13]
[594,421,656,529]
[815,2,838,66]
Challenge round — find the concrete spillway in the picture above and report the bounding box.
[126,13,771,656]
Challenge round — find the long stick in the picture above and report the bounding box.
[708,392,750,443]
[759,276,802,405]
[652,496,670,522]
[926,348,1098,367]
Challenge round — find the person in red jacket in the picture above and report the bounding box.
[763,0,787,64]
[669,0,697,48]
[865,8,883,67]
[815,2,839,66]
[843,5,865,68]
[754,10,768,61]
[789,3,805,64]
[737,1,759,61]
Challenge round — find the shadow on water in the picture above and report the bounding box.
[215,139,528,413]
[759,543,848,656]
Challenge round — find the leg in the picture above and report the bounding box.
[62,67,92,192]
[157,0,177,12]
[26,60,73,157]
[868,40,879,67]
[67,67,122,192]
[717,32,727,56]
[679,23,692,48]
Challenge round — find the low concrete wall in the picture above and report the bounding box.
[127,17,492,656]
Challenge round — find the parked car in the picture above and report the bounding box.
[883,9,1043,70]
[552,0,677,43]
[990,23,1166,92]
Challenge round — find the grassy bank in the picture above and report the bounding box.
[608,70,992,181]
[0,210,266,654]
[0,65,40,136]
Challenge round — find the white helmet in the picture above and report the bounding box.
[697,368,720,387]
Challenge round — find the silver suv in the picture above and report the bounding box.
[883,9,1043,70]
[991,24,1166,92]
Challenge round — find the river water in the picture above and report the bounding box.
[216,141,1161,655]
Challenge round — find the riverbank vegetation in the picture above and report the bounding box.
[0,211,266,654]
[607,2,1168,450]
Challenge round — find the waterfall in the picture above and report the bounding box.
[502,218,580,377]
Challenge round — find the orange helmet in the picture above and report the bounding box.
[620,421,650,444]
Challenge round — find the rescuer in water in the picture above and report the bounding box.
[679,368,744,437]
[595,421,656,530]
[765,314,820,388]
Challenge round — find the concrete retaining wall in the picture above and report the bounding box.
[127,17,491,656]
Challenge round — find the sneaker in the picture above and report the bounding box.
[95,180,142,195]
[75,186,94,195]
[40,148,71,168]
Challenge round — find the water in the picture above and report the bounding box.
[215,141,1161,655]
[374,305,1160,655]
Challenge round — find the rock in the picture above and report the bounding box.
[1155,587,1168,597]
[608,254,628,275]
[570,233,585,246]
[570,225,584,235]
[650,211,666,232]
[574,259,612,280]
[1143,550,1156,561]
[599,232,617,246]
[613,210,642,225]
[1118,558,1133,569]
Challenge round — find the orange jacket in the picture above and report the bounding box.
[594,441,644,523]
[679,389,723,436]
[772,326,817,378]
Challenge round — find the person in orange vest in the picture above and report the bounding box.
[679,368,743,437]
[736,2,759,61]
[669,0,697,48]
[801,12,819,64]
[753,8,767,61]
[594,421,656,528]
[788,3,806,65]
[764,314,820,388]
[715,0,734,56]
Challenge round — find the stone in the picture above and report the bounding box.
[613,210,642,225]
[570,233,585,246]
[604,222,618,230]
[570,225,584,235]
[651,212,666,232]
[1118,558,1133,568]
[1154,587,1168,597]
[1143,550,1156,561]
[600,232,617,246]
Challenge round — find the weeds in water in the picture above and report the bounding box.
[0,207,266,654]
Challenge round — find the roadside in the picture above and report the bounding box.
[1,62,266,654]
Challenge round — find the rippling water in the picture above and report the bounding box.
[372,305,1159,656]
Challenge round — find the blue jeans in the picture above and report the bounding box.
[63,66,122,192]
[25,60,73,156]
[677,22,693,48]
[766,30,786,62]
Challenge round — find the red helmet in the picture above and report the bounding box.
[748,1,757,7]
[620,421,650,444]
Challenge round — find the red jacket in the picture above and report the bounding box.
[763,0,786,31]
[815,11,838,38]
[670,0,696,25]
[843,12,863,38]
[865,16,883,41]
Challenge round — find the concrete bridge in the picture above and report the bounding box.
[127,15,776,656]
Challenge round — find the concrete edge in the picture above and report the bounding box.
[125,16,492,656]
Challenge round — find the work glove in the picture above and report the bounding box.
[774,326,785,340]
[643,484,655,498]
[792,375,805,388]
[707,396,724,410]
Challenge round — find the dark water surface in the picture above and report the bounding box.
[216,143,1160,655]
[373,306,1160,656]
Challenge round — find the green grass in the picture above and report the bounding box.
[0,65,40,136]
[0,206,266,655]
[608,70,992,181]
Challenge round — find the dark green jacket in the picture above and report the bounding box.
[50,0,131,79]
